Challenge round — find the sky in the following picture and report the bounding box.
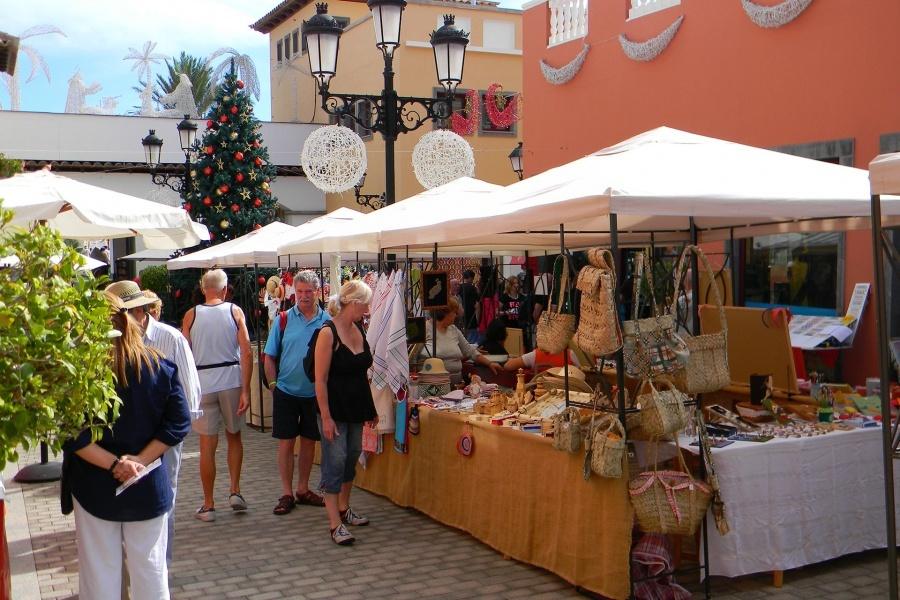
[1,0,527,122]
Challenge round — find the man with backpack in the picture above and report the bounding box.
[263,270,331,515]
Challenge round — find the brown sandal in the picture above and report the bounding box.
[272,494,295,515]
[295,490,325,507]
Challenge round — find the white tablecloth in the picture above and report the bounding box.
[685,427,900,577]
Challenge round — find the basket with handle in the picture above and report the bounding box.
[536,254,576,354]
[622,252,688,379]
[637,377,689,438]
[671,244,731,394]
[629,436,712,536]
[573,248,623,358]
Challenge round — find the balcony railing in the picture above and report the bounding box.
[549,0,588,47]
[628,0,681,20]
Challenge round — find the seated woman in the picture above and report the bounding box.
[479,320,509,356]
[504,346,581,374]
[421,298,502,385]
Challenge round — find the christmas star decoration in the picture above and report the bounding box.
[239,188,251,200]
[216,159,225,170]
[248,169,257,181]
[220,140,228,148]
[214,202,226,213]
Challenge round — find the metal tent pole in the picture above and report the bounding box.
[253,263,266,432]
[319,253,326,304]
[871,193,898,599]
[432,243,438,357]
[559,224,570,406]
[609,214,627,429]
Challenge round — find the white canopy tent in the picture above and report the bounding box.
[169,207,378,271]
[279,128,900,255]
[0,169,208,249]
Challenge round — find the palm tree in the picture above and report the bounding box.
[0,25,66,110]
[155,52,214,116]
[124,41,167,85]
[207,47,261,101]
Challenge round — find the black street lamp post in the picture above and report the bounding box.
[508,141,524,181]
[354,172,386,210]
[303,2,469,207]
[140,115,200,196]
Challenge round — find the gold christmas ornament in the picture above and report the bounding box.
[220,219,230,229]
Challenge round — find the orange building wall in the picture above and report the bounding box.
[523,0,900,385]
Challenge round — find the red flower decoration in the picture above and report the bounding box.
[451,89,480,136]
[485,83,521,129]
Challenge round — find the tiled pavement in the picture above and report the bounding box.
[6,428,894,599]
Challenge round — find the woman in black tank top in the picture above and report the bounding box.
[313,281,377,546]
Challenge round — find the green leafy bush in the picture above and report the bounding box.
[0,202,119,471]
[139,264,169,298]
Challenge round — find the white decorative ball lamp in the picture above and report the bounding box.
[300,124,368,193]
[412,130,474,189]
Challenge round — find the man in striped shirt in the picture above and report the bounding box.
[105,281,201,564]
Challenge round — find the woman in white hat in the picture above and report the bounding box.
[421,298,502,385]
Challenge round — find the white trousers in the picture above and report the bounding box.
[165,441,183,564]
[74,498,169,600]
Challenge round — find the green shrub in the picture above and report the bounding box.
[139,264,170,298]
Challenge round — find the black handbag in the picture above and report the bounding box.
[59,451,73,515]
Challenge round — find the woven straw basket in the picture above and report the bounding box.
[638,378,689,438]
[537,255,575,354]
[573,248,622,358]
[590,415,626,478]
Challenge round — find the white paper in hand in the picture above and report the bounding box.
[115,458,162,497]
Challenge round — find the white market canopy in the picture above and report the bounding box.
[353,127,900,253]
[870,152,900,196]
[276,177,560,256]
[169,208,377,271]
[0,168,208,249]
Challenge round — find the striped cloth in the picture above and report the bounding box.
[144,316,202,419]
[367,271,409,395]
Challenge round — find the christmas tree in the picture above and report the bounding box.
[185,67,277,242]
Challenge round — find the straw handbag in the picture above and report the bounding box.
[629,437,712,536]
[638,378,689,438]
[552,407,582,453]
[671,245,731,394]
[586,413,626,479]
[573,248,622,358]
[623,253,688,379]
[536,255,576,354]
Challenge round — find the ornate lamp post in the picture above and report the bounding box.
[303,2,469,206]
[140,114,200,195]
[508,141,524,181]
[354,172,386,210]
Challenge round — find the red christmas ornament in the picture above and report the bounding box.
[230,203,240,213]
[254,157,262,166]
[206,119,214,128]
[235,172,244,182]
[219,115,228,123]
[230,105,238,115]
[183,202,192,212]
[253,198,262,208]
[237,80,245,89]
[174,289,183,299]
[202,196,213,207]
[202,166,213,176]
[205,146,214,155]
[209,232,216,240]
[257,275,266,285]
[252,140,260,148]
[253,223,262,230]
[234,151,244,161]
[219,184,229,194]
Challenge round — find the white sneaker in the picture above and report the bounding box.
[229,493,248,511]
[341,507,369,526]
[331,523,355,545]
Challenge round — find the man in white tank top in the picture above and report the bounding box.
[182,269,252,522]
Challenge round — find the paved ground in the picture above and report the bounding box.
[5,428,895,599]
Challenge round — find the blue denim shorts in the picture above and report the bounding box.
[316,417,364,494]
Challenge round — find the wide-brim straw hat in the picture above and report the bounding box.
[421,357,450,375]
[105,280,156,310]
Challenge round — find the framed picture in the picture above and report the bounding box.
[421,270,449,311]
[406,317,427,344]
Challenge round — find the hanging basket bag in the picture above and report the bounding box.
[630,438,712,536]
[638,378,689,438]
[536,254,576,354]
[623,252,689,379]
[573,248,623,358]
[671,245,731,394]
[589,414,626,479]
[552,407,583,453]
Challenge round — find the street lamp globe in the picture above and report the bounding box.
[141,130,163,168]
[430,14,469,93]
[176,115,198,154]
[508,141,524,180]
[368,0,406,57]
[302,3,344,88]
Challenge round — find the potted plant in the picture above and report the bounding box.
[0,199,120,598]
[816,385,835,423]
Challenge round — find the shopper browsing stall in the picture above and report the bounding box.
[503,347,580,374]
[421,298,502,385]
[314,280,378,546]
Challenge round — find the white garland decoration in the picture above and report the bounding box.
[619,15,684,62]
[412,130,475,190]
[540,44,591,85]
[741,0,813,29]
[301,125,367,193]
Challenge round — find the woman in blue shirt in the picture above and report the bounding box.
[63,291,190,600]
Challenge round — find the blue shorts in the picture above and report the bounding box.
[316,417,364,494]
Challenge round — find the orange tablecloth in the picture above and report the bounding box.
[355,408,633,599]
